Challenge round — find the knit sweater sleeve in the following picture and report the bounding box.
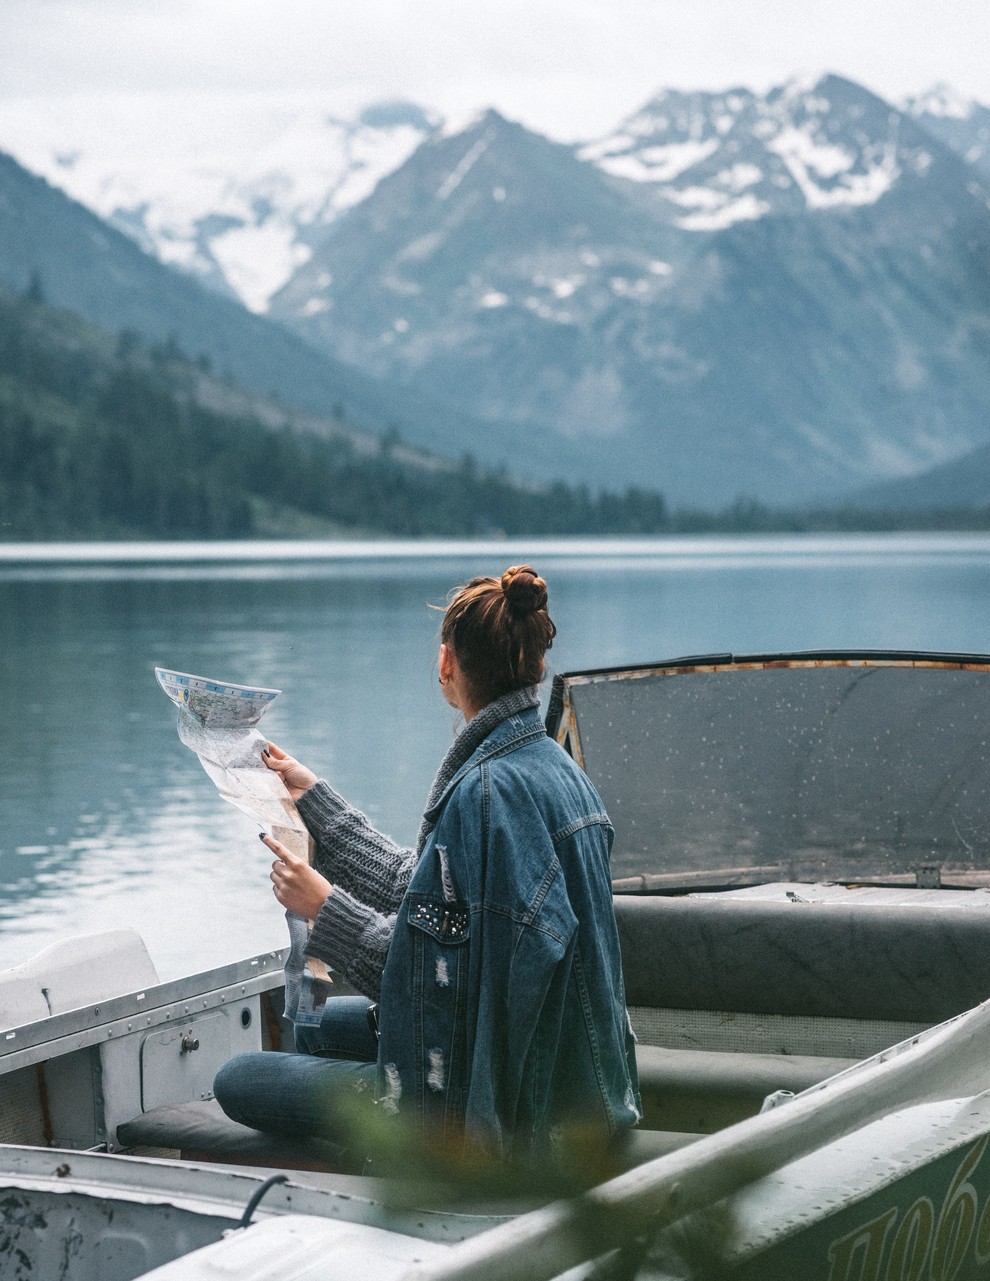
[296,779,417,914]
[304,886,395,1002]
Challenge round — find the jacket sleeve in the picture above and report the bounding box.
[304,885,395,1002]
[297,779,416,915]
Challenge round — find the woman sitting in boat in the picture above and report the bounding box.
[213,564,641,1171]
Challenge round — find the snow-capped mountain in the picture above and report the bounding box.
[0,95,438,312]
[265,75,990,505]
[4,73,990,507]
[580,75,946,230]
[903,83,990,184]
[0,144,508,464]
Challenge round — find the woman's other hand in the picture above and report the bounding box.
[261,741,318,801]
[263,832,332,919]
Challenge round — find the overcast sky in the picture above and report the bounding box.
[2,0,990,141]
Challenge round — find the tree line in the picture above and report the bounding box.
[3,286,988,540]
[0,290,673,539]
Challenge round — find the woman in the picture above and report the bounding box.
[213,565,641,1167]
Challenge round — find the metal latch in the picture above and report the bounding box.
[180,1034,201,1053]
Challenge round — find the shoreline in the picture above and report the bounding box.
[3,530,990,565]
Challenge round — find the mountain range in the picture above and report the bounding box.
[0,145,545,475]
[3,76,990,507]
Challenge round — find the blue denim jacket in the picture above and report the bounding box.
[375,705,641,1157]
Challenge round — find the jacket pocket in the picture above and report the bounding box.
[407,897,470,944]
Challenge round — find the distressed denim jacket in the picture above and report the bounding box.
[374,705,641,1157]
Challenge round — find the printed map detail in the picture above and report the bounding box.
[155,668,281,729]
[155,666,309,857]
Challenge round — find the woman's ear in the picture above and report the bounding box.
[438,643,453,685]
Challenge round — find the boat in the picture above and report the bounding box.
[6,649,990,1280]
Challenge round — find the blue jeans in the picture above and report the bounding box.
[213,996,379,1142]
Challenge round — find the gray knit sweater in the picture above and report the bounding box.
[298,685,542,1000]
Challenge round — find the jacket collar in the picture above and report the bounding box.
[421,703,546,828]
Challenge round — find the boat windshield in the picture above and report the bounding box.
[549,653,990,890]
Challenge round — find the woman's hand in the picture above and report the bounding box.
[261,741,318,802]
[263,832,332,920]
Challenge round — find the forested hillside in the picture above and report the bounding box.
[0,288,670,539]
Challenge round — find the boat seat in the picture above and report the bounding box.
[635,1044,856,1131]
[116,1099,365,1174]
[615,894,990,1025]
[0,929,160,1029]
[115,1044,848,1167]
[116,1098,697,1178]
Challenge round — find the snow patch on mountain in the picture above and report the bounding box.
[904,85,990,183]
[905,84,975,120]
[676,194,771,231]
[587,138,719,182]
[211,224,313,315]
[767,125,900,209]
[437,134,493,200]
[0,91,439,312]
[581,77,918,229]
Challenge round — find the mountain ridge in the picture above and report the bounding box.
[4,76,990,507]
[0,146,546,473]
[266,75,990,504]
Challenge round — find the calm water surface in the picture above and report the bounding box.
[3,533,990,979]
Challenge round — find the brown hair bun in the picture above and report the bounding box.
[440,565,555,706]
[500,565,548,617]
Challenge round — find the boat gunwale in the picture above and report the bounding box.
[0,947,288,1067]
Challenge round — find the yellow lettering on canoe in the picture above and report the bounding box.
[885,1197,933,1281]
[827,1208,897,1281]
[823,1136,990,1281]
[931,1135,987,1281]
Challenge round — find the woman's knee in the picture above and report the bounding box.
[212,1052,272,1126]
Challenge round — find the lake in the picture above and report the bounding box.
[3,533,990,980]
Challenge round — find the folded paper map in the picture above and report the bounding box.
[154,667,308,856]
[156,666,332,1020]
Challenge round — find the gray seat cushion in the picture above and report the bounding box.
[615,895,990,1023]
[116,1098,696,1184]
[116,1099,361,1173]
